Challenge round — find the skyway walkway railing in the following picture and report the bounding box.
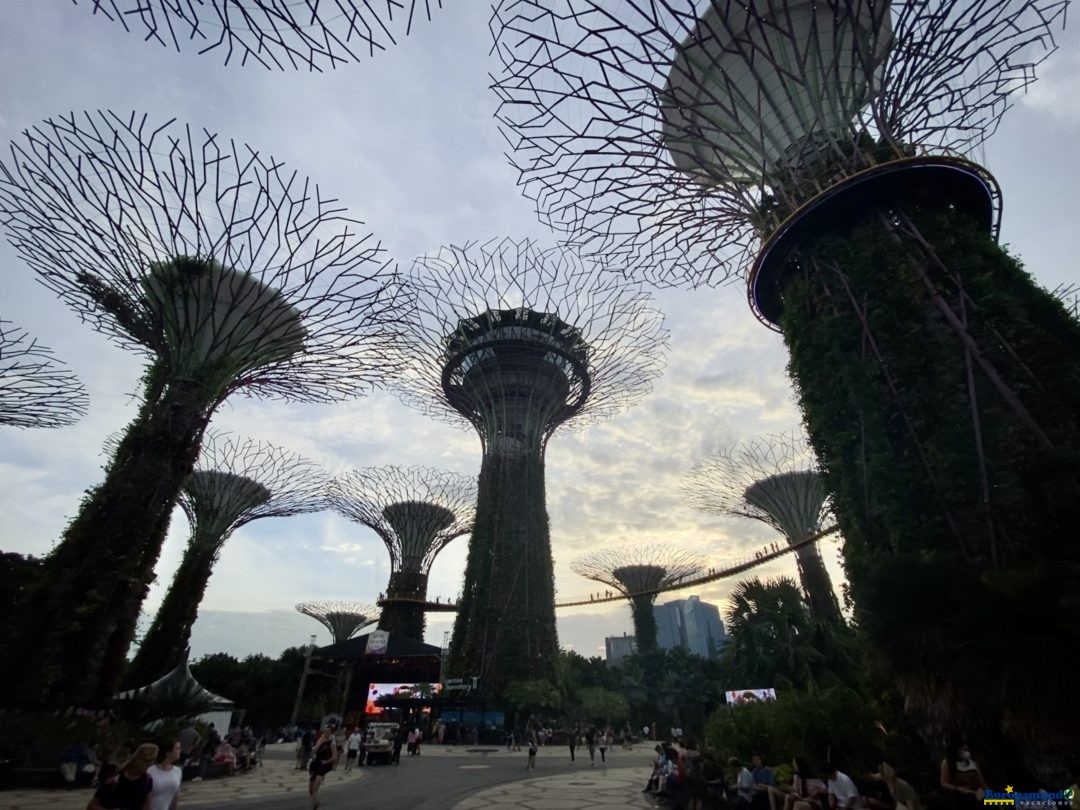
[553,524,840,608]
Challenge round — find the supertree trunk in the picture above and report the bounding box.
[4,364,211,707]
[379,571,430,641]
[781,207,1080,777]
[449,452,558,695]
[629,595,659,653]
[792,543,842,626]
[123,536,221,688]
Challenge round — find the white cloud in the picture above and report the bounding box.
[1020,48,1080,126]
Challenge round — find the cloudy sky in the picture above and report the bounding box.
[1,3,1077,664]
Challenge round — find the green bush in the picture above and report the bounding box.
[703,686,883,775]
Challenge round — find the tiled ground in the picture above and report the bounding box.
[452,767,655,809]
[0,748,362,810]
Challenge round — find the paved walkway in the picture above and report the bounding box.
[0,746,363,810]
[453,767,655,809]
[0,745,657,809]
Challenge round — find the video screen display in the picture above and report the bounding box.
[365,682,443,714]
[724,688,777,705]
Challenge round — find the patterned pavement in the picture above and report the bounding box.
[453,767,655,809]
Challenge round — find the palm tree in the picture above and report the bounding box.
[724,576,827,688]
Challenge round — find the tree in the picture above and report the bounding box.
[503,678,562,717]
[579,687,629,725]
[723,577,828,689]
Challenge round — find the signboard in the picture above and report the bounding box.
[442,676,479,693]
[366,630,389,655]
[724,688,777,705]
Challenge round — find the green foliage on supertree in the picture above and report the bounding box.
[780,208,1080,780]
[448,452,558,694]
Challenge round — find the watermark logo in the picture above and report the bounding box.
[983,786,1073,808]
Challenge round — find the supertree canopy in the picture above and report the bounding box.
[124,432,330,687]
[76,1,445,71]
[493,0,1080,776]
[0,110,410,708]
[571,545,705,652]
[332,465,477,641]
[491,0,1062,288]
[682,431,842,625]
[397,237,667,695]
[296,601,380,645]
[0,318,88,429]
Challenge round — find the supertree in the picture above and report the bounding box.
[682,431,842,625]
[296,601,381,644]
[0,318,88,429]
[571,545,705,652]
[492,1,1080,775]
[332,465,477,641]
[0,110,410,708]
[75,1,445,71]
[396,238,667,695]
[123,432,331,687]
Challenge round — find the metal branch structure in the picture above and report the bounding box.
[0,109,410,708]
[76,1,445,71]
[571,545,705,651]
[296,601,380,645]
[0,318,88,429]
[124,431,331,686]
[397,237,667,695]
[682,431,842,624]
[494,1,1080,770]
[1053,283,1079,320]
[491,0,1063,289]
[332,465,477,641]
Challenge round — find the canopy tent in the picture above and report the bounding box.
[115,653,235,727]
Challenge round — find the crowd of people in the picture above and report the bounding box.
[50,715,1080,810]
[635,739,1080,810]
[640,743,929,810]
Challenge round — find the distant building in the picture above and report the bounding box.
[605,633,638,663]
[654,596,727,659]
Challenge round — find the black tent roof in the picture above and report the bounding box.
[316,632,441,660]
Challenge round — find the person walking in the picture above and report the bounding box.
[391,729,404,765]
[526,730,538,770]
[308,728,337,810]
[344,728,362,772]
[568,725,578,762]
[299,728,314,771]
[585,726,597,767]
[88,743,157,810]
[598,728,609,767]
[146,741,182,810]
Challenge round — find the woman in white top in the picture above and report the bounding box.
[146,740,183,810]
[597,729,609,766]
